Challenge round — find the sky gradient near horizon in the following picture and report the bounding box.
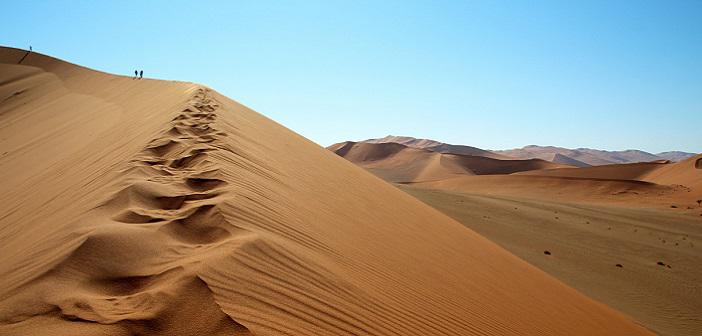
[2,1,701,153]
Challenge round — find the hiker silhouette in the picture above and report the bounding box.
[139,70,143,79]
[134,70,138,79]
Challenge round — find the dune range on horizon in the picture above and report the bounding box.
[0,47,657,335]
[360,135,697,167]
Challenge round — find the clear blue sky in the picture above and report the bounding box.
[2,1,700,153]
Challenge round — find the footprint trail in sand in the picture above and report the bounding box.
[3,88,254,335]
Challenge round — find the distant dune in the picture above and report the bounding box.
[515,161,667,181]
[355,136,696,167]
[518,155,702,198]
[363,135,510,159]
[640,154,702,192]
[329,141,570,183]
[0,47,654,335]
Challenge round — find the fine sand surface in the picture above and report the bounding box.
[403,187,702,336]
[0,47,654,335]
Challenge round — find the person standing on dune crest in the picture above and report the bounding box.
[134,70,138,79]
[139,70,143,79]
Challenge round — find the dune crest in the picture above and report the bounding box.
[0,47,653,335]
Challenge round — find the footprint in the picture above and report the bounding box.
[112,210,164,224]
[146,139,183,157]
[170,149,211,168]
[160,204,235,244]
[186,177,227,191]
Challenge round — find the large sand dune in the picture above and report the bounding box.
[0,47,653,335]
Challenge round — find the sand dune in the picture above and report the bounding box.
[642,154,702,193]
[329,141,570,183]
[412,174,685,207]
[0,47,653,335]
[516,161,667,181]
[516,155,702,201]
[362,135,510,159]
[328,141,474,182]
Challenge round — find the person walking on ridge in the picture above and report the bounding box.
[139,70,143,79]
[134,70,138,79]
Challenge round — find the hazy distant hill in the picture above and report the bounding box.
[495,145,696,166]
[356,136,696,166]
[656,151,698,162]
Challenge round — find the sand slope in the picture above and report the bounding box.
[516,161,667,181]
[642,154,702,192]
[329,141,570,183]
[0,47,652,335]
